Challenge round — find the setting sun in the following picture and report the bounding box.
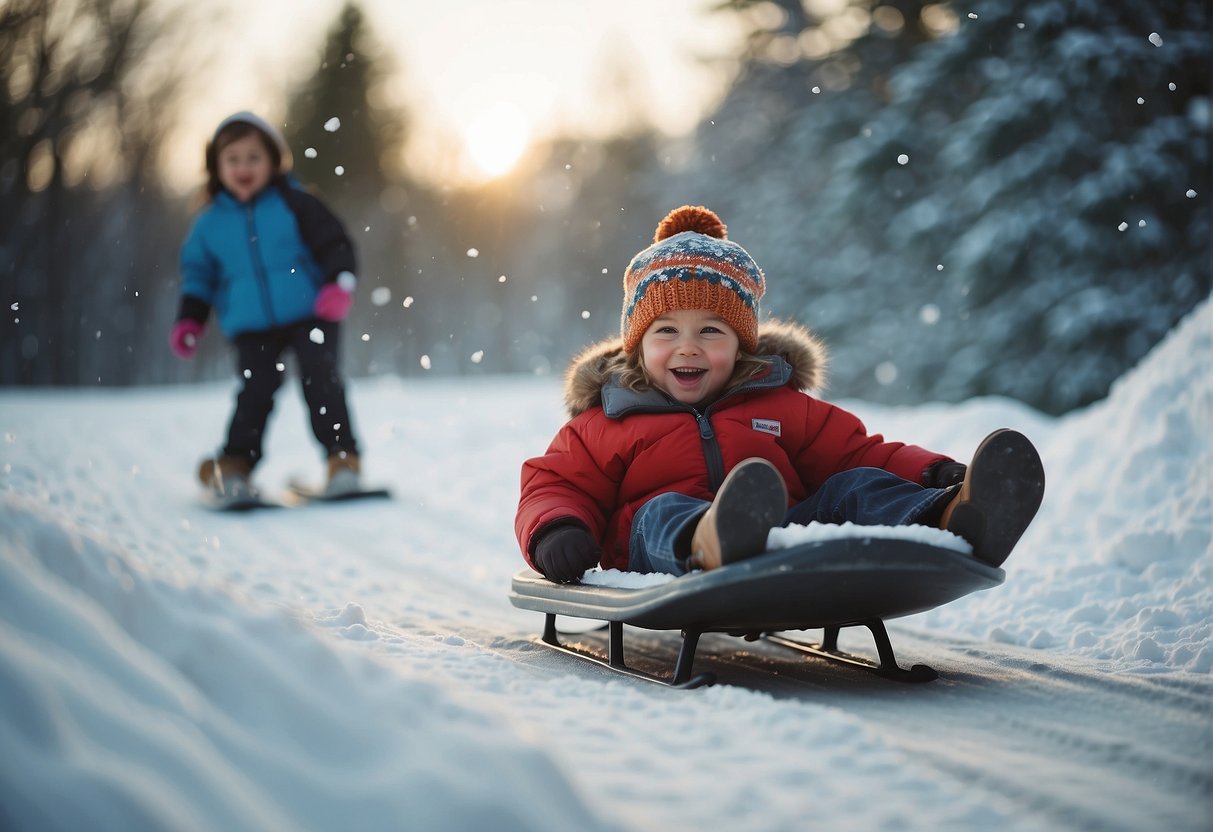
[462,101,532,179]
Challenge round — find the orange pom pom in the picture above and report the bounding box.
[653,205,727,242]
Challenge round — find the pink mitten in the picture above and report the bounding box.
[169,319,205,359]
[314,272,356,321]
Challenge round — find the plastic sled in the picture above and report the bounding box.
[510,537,1004,688]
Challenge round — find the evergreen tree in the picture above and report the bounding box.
[284,3,404,204]
[281,2,423,377]
[679,0,1210,414]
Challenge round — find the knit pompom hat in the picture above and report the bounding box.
[621,206,765,354]
[208,111,293,176]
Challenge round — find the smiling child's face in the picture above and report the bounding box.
[216,132,274,203]
[640,309,741,406]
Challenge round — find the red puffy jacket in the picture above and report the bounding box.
[516,321,949,571]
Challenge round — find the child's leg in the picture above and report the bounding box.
[223,329,289,467]
[290,321,359,458]
[784,467,951,528]
[628,493,710,575]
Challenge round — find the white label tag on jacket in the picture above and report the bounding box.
[752,418,782,437]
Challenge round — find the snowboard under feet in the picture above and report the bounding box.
[281,480,392,506]
[201,490,282,512]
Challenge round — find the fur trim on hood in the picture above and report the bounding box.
[563,318,828,417]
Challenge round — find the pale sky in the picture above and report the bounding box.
[165,0,747,188]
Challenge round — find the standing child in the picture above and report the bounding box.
[516,205,1045,582]
[169,111,364,499]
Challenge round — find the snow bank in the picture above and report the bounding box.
[908,296,1212,672]
[0,498,612,832]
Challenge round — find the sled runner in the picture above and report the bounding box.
[510,537,1004,688]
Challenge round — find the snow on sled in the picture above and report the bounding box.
[510,531,1004,688]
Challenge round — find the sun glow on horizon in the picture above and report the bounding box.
[462,101,532,180]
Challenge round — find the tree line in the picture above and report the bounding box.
[1,0,1208,415]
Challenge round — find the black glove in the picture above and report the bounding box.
[532,524,601,583]
[924,460,967,488]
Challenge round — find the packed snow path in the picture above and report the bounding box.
[2,300,1210,831]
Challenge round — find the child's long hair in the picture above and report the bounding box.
[606,348,770,400]
[203,121,283,199]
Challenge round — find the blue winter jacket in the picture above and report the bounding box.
[177,178,356,337]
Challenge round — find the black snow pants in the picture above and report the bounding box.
[222,320,358,467]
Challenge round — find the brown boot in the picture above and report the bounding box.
[325,451,361,496]
[689,458,788,571]
[197,455,253,497]
[940,429,1045,567]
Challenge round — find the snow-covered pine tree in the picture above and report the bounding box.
[677,0,1210,414]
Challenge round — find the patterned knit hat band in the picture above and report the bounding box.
[621,207,765,353]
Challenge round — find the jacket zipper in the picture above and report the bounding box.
[245,203,278,327]
[693,409,726,491]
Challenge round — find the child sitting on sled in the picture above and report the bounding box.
[169,111,364,500]
[515,205,1045,582]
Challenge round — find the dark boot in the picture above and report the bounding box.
[689,458,787,571]
[940,429,1045,567]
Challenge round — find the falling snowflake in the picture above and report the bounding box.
[310,328,325,344]
[1148,32,1164,47]
[467,248,479,258]
[403,296,415,308]
[305,147,318,159]
[420,354,432,370]
[334,166,344,176]
[324,117,341,132]
[470,350,484,364]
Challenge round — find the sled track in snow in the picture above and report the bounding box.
[503,622,1213,832]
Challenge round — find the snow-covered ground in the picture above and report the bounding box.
[2,298,1210,831]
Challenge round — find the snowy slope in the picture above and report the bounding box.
[1,298,1210,831]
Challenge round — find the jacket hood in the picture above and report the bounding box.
[562,318,828,417]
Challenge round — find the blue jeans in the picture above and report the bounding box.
[628,467,954,575]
